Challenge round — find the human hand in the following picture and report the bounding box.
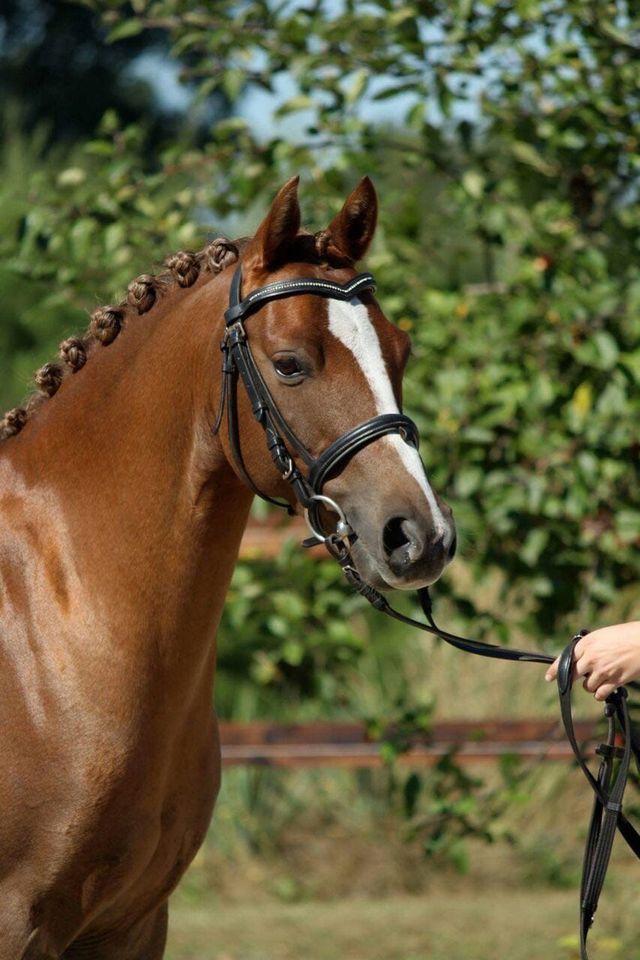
[544,622,640,701]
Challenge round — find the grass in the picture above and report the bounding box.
[163,764,640,959]
[166,871,640,960]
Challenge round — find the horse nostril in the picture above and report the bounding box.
[383,516,454,577]
[448,533,457,561]
[383,516,426,572]
[383,516,412,558]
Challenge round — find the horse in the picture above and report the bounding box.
[0,176,456,958]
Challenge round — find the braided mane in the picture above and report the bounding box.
[0,237,243,442]
[0,226,348,443]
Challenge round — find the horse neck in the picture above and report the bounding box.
[4,270,252,689]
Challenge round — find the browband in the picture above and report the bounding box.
[225,270,376,325]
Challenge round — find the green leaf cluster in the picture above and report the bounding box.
[217,542,368,711]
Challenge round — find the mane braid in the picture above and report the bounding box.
[0,237,241,442]
[0,226,351,443]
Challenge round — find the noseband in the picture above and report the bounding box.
[213,262,640,960]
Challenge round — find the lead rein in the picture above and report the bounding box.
[222,261,640,960]
[333,544,640,960]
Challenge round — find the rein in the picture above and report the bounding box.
[214,264,640,959]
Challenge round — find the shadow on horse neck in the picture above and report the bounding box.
[0,176,454,958]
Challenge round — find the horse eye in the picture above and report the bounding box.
[273,356,304,380]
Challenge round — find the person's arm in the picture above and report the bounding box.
[545,622,640,699]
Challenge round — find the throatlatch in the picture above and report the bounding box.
[213,261,640,960]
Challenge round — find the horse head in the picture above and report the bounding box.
[216,176,456,590]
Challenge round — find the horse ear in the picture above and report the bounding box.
[325,177,378,263]
[251,176,301,270]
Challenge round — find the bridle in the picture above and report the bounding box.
[214,265,419,546]
[214,262,640,959]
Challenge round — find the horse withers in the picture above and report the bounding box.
[0,177,455,958]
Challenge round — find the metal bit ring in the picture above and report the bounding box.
[304,494,353,544]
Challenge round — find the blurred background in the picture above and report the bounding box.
[2,1,640,957]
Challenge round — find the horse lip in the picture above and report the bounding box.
[348,538,442,592]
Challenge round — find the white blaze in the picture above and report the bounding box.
[327,297,447,538]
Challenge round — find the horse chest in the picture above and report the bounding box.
[0,698,220,950]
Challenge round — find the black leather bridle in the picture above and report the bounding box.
[214,265,419,545]
[213,263,640,959]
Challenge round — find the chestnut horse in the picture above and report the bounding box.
[0,177,455,958]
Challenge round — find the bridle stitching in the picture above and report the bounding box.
[243,276,371,302]
[224,271,377,325]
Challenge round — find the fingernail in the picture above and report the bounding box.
[545,674,551,682]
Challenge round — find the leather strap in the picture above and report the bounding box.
[215,259,640,955]
[225,363,294,512]
[227,323,314,467]
[339,563,640,960]
[225,271,377,325]
[308,414,419,490]
[556,633,640,959]
[338,567,555,665]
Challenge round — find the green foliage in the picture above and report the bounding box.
[378,722,532,872]
[397,251,640,634]
[522,837,579,889]
[10,0,635,637]
[87,1,640,255]
[2,0,640,866]
[0,106,262,408]
[218,543,368,709]
[0,0,209,144]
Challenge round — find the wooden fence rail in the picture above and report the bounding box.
[219,719,602,768]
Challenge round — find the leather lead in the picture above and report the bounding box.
[216,259,640,959]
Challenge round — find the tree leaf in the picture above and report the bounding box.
[106,19,144,42]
